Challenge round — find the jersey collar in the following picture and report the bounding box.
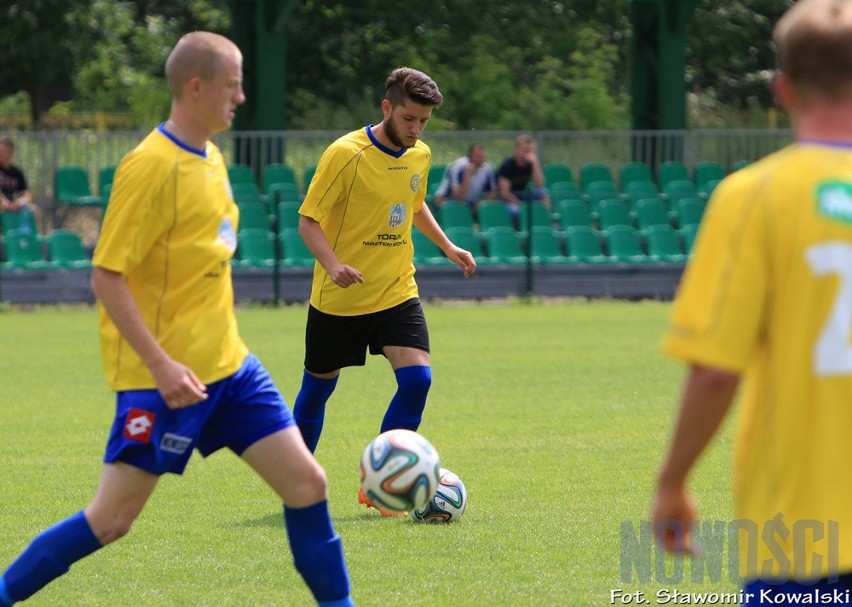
[366,125,407,159]
[157,123,208,158]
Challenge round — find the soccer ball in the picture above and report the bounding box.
[410,467,468,523]
[359,429,441,513]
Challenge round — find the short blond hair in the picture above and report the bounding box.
[774,0,852,101]
[165,32,240,98]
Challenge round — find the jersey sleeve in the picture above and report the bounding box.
[299,144,350,223]
[663,175,770,373]
[93,148,173,275]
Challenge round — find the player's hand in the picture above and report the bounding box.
[445,245,477,278]
[328,263,365,288]
[651,483,700,555]
[151,358,208,409]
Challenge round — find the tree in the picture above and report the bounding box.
[0,0,89,126]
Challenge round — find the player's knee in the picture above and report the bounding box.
[89,512,136,545]
[398,365,432,397]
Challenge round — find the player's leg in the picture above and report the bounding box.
[374,299,433,433]
[381,345,432,432]
[241,428,353,607]
[0,463,158,606]
[294,305,370,453]
[293,368,339,453]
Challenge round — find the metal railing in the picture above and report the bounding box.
[2,128,794,200]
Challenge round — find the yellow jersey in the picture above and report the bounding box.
[299,126,430,315]
[664,142,852,579]
[93,125,248,390]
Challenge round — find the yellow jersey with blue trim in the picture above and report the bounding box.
[664,142,852,578]
[299,126,430,316]
[93,125,248,390]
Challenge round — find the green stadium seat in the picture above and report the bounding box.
[49,229,92,269]
[412,227,453,266]
[445,226,489,264]
[236,228,276,268]
[633,198,672,230]
[604,225,651,264]
[484,226,527,264]
[580,162,614,188]
[619,161,654,189]
[674,198,706,229]
[529,226,570,264]
[555,199,593,229]
[543,163,574,186]
[267,182,302,205]
[303,164,317,194]
[658,161,691,187]
[54,166,106,210]
[623,180,661,206]
[98,165,117,197]
[693,161,725,192]
[263,163,297,193]
[662,179,700,204]
[277,199,302,231]
[280,228,315,267]
[427,164,447,193]
[438,200,475,230]
[517,201,553,232]
[237,200,271,231]
[477,201,514,232]
[1,207,39,236]
[549,181,581,200]
[596,199,633,230]
[700,179,722,198]
[564,225,609,264]
[583,180,620,203]
[643,224,688,263]
[2,229,51,270]
[228,164,257,187]
[680,224,700,254]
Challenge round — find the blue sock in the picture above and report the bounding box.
[0,577,12,607]
[283,501,351,605]
[380,365,432,433]
[293,370,338,453]
[2,511,102,603]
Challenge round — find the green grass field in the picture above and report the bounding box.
[0,301,738,606]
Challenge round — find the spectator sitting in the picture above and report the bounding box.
[496,134,551,219]
[0,138,43,233]
[433,143,497,208]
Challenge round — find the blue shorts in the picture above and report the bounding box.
[104,353,294,475]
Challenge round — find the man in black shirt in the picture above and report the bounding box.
[0,139,42,232]
[496,134,551,220]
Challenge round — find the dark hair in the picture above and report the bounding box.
[385,67,443,107]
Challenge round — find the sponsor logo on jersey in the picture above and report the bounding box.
[123,408,155,443]
[410,174,421,192]
[218,218,237,251]
[388,203,406,228]
[160,433,193,454]
[818,182,852,224]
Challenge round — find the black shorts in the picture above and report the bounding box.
[304,298,430,374]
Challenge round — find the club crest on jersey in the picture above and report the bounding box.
[388,203,406,228]
[817,181,852,224]
[123,408,155,443]
[218,218,237,251]
[410,174,421,192]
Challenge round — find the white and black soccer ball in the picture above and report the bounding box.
[359,429,441,513]
[410,467,467,523]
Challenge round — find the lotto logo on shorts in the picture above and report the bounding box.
[123,408,155,443]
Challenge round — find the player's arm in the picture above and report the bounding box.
[91,266,208,408]
[297,214,364,287]
[652,364,739,554]
[497,175,521,204]
[413,203,476,277]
